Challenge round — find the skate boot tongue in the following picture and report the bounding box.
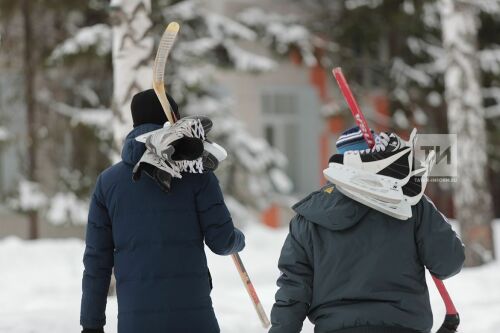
[386,133,403,151]
[358,132,390,154]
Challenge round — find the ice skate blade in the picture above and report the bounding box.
[324,164,405,204]
[204,141,227,162]
[135,122,172,143]
[337,185,412,220]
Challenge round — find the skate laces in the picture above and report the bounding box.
[150,118,205,148]
[145,117,207,177]
[348,132,390,155]
[141,150,183,178]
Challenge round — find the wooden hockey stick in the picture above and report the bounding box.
[231,253,271,328]
[153,22,179,124]
[153,22,269,328]
[332,67,459,333]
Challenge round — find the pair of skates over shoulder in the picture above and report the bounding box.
[133,115,227,191]
[324,128,436,220]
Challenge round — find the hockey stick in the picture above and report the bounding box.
[153,22,180,124]
[231,253,271,328]
[332,67,459,333]
[332,68,376,148]
[152,22,269,328]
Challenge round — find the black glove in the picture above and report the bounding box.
[82,328,104,333]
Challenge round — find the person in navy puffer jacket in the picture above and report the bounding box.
[80,89,245,333]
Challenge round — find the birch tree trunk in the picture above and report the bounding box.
[110,0,154,148]
[108,0,155,294]
[441,0,495,266]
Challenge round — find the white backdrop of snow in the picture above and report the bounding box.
[0,221,499,333]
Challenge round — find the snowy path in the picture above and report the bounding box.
[0,223,499,333]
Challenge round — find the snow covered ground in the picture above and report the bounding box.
[0,222,499,333]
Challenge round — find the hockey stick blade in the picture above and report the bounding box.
[436,314,460,333]
[153,22,180,125]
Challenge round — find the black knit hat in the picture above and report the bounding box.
[131,89,180,127]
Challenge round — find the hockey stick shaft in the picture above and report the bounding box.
[432,276,458,315]
[231,253,271,328]
[332,67,458,319]
[332,67,376,148]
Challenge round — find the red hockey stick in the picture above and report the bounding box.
[332,67,459,333]
[332,68,376,148]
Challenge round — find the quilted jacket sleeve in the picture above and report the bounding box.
[80,175,114,329]
[269,215,313,333]
[196,172,245,255]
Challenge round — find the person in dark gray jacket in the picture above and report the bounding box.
[269,129,465,333]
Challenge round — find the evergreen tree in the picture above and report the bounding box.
[1,0,314,227]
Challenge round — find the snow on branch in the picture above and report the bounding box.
[423,2,441,29]
[49,24,111,62]
[345,0,383,10]
[206,13,256,41]
[238,7,296,26]
[407,37,445,60]
[237,7,316,66]
[479,47,500,74]
[483,87,500,118]
[175,38,219,58]
[51,102,113,130]
[391,58,433,87]
[462,0,500,14]
[485,104,500,118]
[165,0,198,21]
[223,40,276,72]
[483,87,500,100]
[175,64,215,88]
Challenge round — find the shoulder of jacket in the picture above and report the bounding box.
[292,184,342,213]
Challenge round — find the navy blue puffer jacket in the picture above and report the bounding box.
[80,124,245,333]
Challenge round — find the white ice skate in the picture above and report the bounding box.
[135,115,212,144]
[337,185,412,220]
[403,150,436,206]
[335,149,436,220]
[324,128,417,203]
[202,141,228,171]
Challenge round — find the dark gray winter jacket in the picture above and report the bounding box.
[269,184,465,333]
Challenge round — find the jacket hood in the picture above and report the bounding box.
[121,123,162,166]
[292,184,371,231]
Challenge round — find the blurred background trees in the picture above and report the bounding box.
[1,0,499,266]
